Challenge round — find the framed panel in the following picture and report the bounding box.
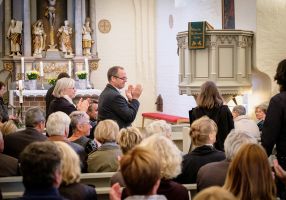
[222,0,235,29]
[218,47,234,78]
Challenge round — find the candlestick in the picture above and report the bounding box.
[18,80,23,90]
[18,80,23,104]
[40,61,44,77]
[21,57,24,75]
[85,58,89,74]
[68,61,72,76]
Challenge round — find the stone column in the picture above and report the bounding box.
[90,0,97,56]
[4,0,12,56]
[75,0,82,56]
[23,0,31,56]
[82,0,86,24]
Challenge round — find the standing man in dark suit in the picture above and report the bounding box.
[98,66,142,129]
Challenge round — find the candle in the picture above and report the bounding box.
[18,80,23,90]
[21,57,24,74]
[40,61,44,77]
[85,58,89,74]
[68,61,72,76]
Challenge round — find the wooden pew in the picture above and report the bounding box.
[0,173,197,199]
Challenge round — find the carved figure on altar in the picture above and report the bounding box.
[6,19,22,56]
[32,20,46,57]
[57,20,73,57]
[45,0,56,27]
[82,18,94,56]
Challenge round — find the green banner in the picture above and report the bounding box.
[188,21,206,49]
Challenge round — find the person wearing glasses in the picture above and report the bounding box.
[98,66,142,129]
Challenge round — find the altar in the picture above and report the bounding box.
[9,88,101,116]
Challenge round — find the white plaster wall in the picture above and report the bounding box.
[156,0,256,117]
[256,0,286,95]
[92,0,156,126]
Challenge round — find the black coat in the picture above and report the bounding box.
[262,91,286,158]
[0,97,9,122]
[98,84,140,129]
[45,85,55,117]
[3,127,47,159]
[59,183,97,200]
[0,153,19,177]
[47,97,77,119]
[189,105,234,151]
[174,145,225,184]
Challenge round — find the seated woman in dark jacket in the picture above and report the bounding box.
[174,116,225,184]
[56,141,97,200]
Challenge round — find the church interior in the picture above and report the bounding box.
[1,1,286,199]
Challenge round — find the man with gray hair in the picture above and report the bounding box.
[46,111,87,172]
[196,129,257,191]
[4,107,47,158]
[232,105,260,139]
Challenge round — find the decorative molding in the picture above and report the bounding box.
[3,62,13,72]
[98,19,111,34]
[90,61,98,71]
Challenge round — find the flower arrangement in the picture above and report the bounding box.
[76,71,88,79]
[26,71,40,80]
[47,78,57,86]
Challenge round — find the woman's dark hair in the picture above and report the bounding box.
[274,59,286,91]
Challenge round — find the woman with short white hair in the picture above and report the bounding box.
[47,77,89,119]
[145,120,172,138]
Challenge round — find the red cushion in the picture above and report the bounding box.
[142,112,188,123]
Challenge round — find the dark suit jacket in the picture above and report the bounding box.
[189,105,234,151]
[0,153,19,177]
[47,97,77,119]
[0,97,9,122]
[45,85,55,117]
[18,187,67,200]
[174,145,225,184]
[196,159,230,191]
[59,183,97,200]
[98,84,140,129]
[3,127,47,159]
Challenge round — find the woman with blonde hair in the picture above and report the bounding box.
[189,81,234,151]
[55,141,97,200]
[121,134,188,200]
[174,116,225,184]
[194,186,237,200]
[87,119,122,172]
[47,77,89,119]
[1,120,17,136]
[224,143,276,200]
[110,126,143,186]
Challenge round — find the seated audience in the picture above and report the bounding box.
[55,141,97,200]
[46,111,87,171]
[193,186,237,200]
[0,131,19,177]
[174,116,225,184]
[232,105,260,139]
[3,107,47,158]
[45,72,70,117]
[255,103,268,132]
[110,126,143,187]
[122,134,189,200]
[1,120,18,136]
[69,111,97,154]
[145,120,172,138]
[87,119,122,172]
[18,141,65,199]
[109,146,167,200]
[196,129,257,191]
[223,143,276,200]
[47,77,89,119]
[0,81,16,123]
[87,99,98,139]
